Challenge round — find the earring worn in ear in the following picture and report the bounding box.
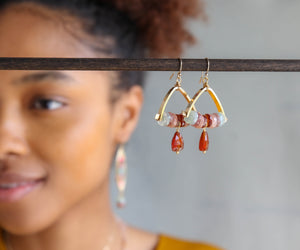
[155,59,196,154]
[183,58,228,154]
[115,144,127,208]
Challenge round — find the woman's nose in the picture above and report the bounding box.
[0,108,29,159]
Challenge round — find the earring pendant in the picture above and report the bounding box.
[115,145,127,208]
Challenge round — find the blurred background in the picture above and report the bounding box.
[111,1,300,249]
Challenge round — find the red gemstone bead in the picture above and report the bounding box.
[177,114,188,127]
[199,130,209,152]
[171,131,184,153]
[203,114,210,128]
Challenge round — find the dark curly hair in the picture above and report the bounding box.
[0,0,206,93]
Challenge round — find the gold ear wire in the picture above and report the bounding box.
[203,58,210,87]
[206,57,210,74]
[169,57,182,81]
[179,57,183,72]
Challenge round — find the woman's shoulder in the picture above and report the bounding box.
[156,234,224,250]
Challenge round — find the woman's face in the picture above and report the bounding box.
[0,3,142,234]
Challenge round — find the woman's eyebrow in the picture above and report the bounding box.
[13,71,78,85]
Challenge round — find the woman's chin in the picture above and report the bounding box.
[0,205,61,236]
[1,224,44,236]
[0,215,54,236]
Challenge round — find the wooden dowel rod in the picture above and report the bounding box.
[0,58,300,71]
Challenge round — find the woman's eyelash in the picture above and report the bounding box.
[31,98,65,110]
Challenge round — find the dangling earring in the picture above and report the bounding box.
[183,58,228,153]
[155,58,196,154]
[115,144,127,208]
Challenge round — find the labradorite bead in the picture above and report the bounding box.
[184,110,198,125]
[157,112,171,127]
[217,112,226,127]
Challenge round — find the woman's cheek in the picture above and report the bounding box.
[27,104,114,189]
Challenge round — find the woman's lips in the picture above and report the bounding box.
[0,174,46,202]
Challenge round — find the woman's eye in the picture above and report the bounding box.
[32,99,65,110]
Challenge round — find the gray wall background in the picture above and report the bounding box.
[111,1,300,250]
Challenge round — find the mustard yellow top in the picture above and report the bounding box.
[156,235,223,250]
[0,234,223,250]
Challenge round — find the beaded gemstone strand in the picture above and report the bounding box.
[157,111,227,128]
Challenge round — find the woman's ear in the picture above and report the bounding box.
[112,85,144,144]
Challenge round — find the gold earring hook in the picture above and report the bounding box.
[205,58,210,75]
[202,58,210,87]
[176,58,183,86]
[199,71,204,84]
[179,58,183,72]
[170,58,183,86]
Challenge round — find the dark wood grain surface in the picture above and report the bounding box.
[0,58,300,71]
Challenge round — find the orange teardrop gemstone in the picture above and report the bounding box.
[199,130,209,152]
[171,131,184,153]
